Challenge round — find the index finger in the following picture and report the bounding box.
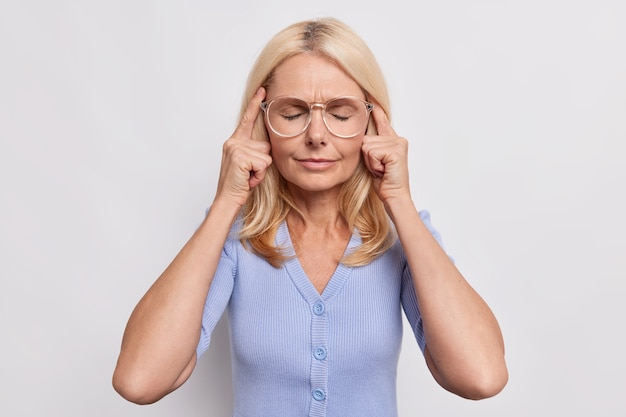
[370,102,397,137]
[233,87,266,139]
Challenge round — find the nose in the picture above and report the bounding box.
[306,105,327,144]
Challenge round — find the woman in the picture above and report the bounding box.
[113,17,508,416]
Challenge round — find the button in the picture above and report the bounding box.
[312,301,325,315]
[313,346,327,360]
[312,388,326,401]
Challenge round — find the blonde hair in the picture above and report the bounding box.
[238,17,395,267]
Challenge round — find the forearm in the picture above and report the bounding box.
[113,198,240,403]
[386,197,507,398]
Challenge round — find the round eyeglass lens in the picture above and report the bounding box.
[324,97,368,137]
[266,97,310,137]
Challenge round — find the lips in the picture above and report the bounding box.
[297,158,336,170]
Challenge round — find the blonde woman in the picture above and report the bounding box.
[113,17,508,416]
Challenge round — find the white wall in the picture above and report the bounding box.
[1,1,624,415]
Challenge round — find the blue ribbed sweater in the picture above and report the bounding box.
[197,210,446,417]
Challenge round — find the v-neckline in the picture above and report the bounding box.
[276,221,361,304]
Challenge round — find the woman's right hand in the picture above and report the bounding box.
[215,87,272,208]
[113,88,272,405]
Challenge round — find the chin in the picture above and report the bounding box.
[287,179,346,194]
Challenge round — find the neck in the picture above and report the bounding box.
[286,187,346,233]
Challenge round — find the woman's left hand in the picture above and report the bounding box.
[361,104,412,204]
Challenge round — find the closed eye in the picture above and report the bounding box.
[329,113,350,122]
[282,112,306,121]
[326,101,358,122]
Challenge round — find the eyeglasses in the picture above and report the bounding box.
[260,96,374,139]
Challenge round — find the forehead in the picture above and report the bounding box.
[267,54,364,101]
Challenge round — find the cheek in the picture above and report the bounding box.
[268,138,290,175]
[343,140,364,162]
[268,137,286,160]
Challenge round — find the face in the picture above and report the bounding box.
[264,53,366,196]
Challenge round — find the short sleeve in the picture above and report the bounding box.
[400,210,453,353]
[196,237,237,357]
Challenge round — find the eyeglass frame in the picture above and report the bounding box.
[260,95,374,139]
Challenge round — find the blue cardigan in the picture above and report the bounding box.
[197,211,446,417]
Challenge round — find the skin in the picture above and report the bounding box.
[112,53,508,405]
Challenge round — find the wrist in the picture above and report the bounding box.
[206,197,243,224]
[383,194,416,221]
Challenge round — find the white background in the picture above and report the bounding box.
[1,1,625,416]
